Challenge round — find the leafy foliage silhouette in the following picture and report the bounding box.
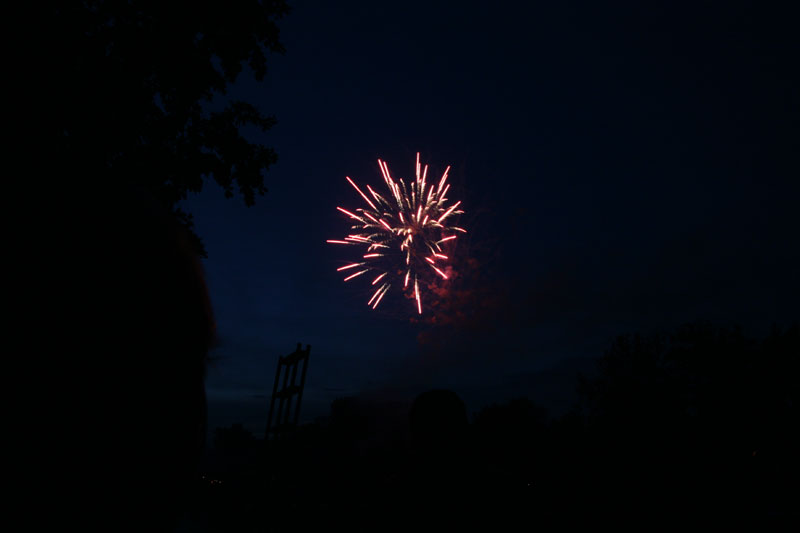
[49,0,290,255]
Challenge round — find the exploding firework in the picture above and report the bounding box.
[327,153,465,313]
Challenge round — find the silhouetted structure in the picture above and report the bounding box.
[265,343,311,439]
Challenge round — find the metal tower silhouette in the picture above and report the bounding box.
[265,343,310,439]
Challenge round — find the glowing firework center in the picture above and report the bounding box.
[328,153,465,314]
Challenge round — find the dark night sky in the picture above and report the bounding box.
[177,0,799,436]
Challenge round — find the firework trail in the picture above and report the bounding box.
[328,153,466,313]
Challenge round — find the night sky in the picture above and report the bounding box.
[177,0,799,436]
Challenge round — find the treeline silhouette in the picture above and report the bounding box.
[186,322,798,530]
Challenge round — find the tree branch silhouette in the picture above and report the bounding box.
[49,0,290,256]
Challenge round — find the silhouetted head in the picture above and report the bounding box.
[409,389,468,461]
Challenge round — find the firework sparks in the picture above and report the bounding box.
[328,153,465,313]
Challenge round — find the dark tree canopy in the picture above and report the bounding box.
[48,0,290,255]
[579,321,799,455]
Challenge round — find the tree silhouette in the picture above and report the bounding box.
[47,0,289,255]
[577,321,799,518]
